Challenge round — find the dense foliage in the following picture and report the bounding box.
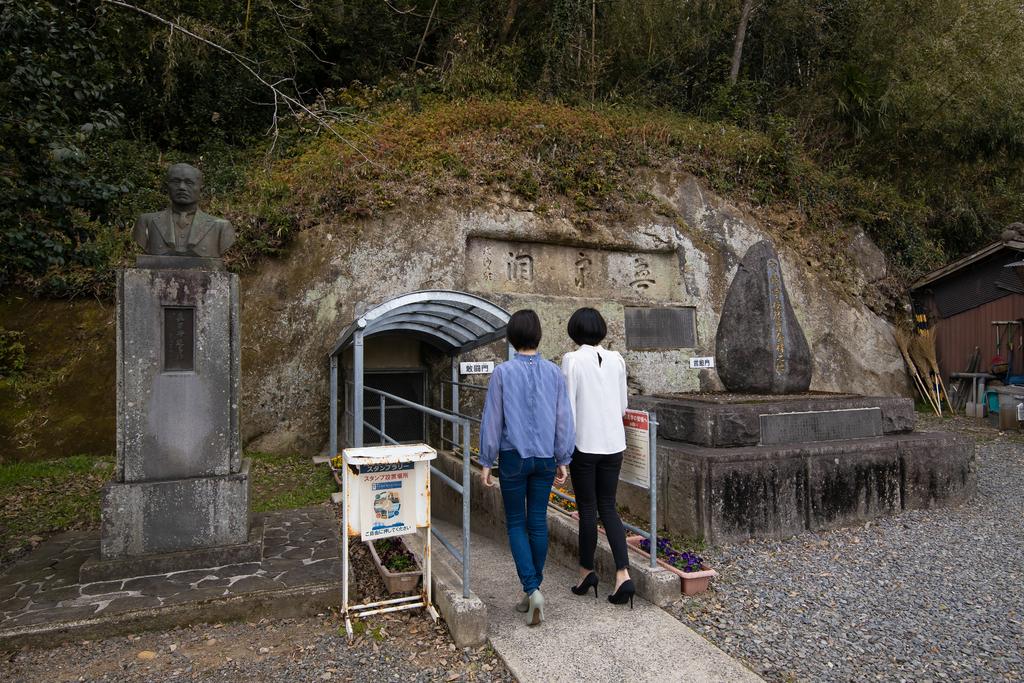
[2,0,1023,295]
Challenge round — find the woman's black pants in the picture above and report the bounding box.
[569,448,630,571]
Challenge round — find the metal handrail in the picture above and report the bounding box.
[346,381,473,598]
[439,379,489,391]
[444,411,481,424]
[354,383,463,422]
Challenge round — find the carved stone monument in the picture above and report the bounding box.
[82,164,259,581]
[715,240,813,394]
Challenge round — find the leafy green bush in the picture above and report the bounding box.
[0,0,126,290]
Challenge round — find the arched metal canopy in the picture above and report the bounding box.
[328,290,510,455]
[329,290,510,357]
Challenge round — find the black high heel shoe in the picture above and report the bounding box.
[571,571,599,598]
[607,579,635,609]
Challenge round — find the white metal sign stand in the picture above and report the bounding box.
[340,444,439,641]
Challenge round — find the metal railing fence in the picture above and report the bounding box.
[345,382,473,598]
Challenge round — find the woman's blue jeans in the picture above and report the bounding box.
[498,449,556,595]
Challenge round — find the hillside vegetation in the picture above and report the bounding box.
[3,0,1023,300]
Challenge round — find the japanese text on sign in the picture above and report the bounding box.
[620,410,651,489]
[460,361,495,375]
[358,462,415,540]
[689,356,715,369]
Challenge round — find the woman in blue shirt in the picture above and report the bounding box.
[479,310,575,626]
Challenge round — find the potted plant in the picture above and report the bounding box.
[366,536,422,594]
[548,486,577,514]
[626,536,717,596]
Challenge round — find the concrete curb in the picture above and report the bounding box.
[405,528,488,648]
[0,582,339,650]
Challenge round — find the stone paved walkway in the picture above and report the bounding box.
[432,518,762,683]
[0,508,340,648]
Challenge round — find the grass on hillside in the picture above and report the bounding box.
[210,97,941,285]
[0,452,334,563]
[25,97,944,301]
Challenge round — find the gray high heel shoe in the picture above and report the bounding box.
[526,589,544,626]
[515,594,529,613]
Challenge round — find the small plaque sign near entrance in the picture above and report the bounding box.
[689,356,715,369]
[163,306,195,372]
[621,410,651,489]
[460,361,494,375]
[759,407,883,446]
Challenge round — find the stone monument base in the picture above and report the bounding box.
[86,460,255,583]
[1,509,338,650]
[621,394,976,543]
[80,518,264,583]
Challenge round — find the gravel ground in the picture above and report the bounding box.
[669,416,1024,682]
[1,538,515,683]
[1,612,513,682]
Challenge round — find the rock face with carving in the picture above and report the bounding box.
[715,241,813,393]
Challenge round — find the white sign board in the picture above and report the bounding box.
[342,444,434,541]
[689,356,715,369]
[620,409,651,489]
[460,361,494,375]
[358,462,416,540]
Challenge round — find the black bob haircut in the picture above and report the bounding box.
[506,309,542,351]
[567,307,607,346]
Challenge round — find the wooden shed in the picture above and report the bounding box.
[910,238,1024,382]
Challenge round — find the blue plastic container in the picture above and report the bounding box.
[1008,375,1024,386]
[987,390,1001,413]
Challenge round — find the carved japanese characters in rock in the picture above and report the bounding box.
[133,163,236,258]
[715,241,813,394]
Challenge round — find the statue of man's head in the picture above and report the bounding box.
[165,163,203,212]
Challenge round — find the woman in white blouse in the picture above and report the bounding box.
[560,308,634,608]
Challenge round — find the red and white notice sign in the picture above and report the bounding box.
[620,409,651,489]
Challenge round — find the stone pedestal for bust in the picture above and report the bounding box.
[81,260,260,581]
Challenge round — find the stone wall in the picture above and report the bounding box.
[240,172,908,454]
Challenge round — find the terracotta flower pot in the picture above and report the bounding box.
[625,535,717,596]
[366,537,422,595]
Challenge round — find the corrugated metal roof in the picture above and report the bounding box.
[329,290,510,357]
[928,254,1024,317]
[911,240,1024,290]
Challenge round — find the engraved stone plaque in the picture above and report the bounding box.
[163,306,195,372]
[466,237,680,300]
[624,306,696,349]
[759,408,882,446]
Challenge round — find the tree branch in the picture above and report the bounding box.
[99,0,369,163]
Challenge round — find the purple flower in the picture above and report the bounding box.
[638,536,704,572]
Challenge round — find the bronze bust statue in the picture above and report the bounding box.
[133,163,236,258]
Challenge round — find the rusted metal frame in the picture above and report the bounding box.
[351,595,422,610]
